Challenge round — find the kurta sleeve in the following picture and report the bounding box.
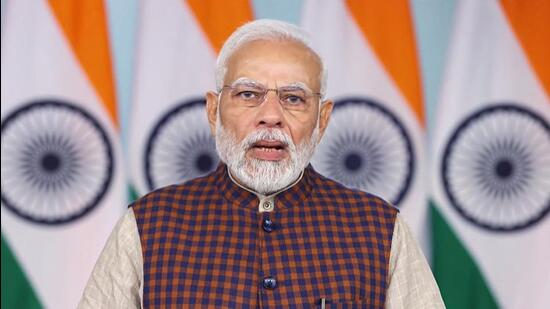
[385,214,445,308]
[77,208,143,309]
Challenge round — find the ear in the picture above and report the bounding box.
[317,99,334,139]
[205,91,219,135]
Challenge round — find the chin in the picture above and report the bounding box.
[237,157,298,194]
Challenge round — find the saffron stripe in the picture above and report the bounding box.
[500,0,550,99]
[345,0,425,125]
[47,0,119,126]
[186,0,254,54]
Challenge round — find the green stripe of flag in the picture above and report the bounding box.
[431,201,499,309]
[1,234,42,309]
[129,185,140,204]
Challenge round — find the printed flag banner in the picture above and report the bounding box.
[1,0,126,308]
[431,0,550,308]
[301,0,429,250]
[129,0,253,197]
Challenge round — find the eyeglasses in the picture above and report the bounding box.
[219,82,322,111]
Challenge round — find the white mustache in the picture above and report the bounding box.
[241,129,295,151]
[215,122,319,194]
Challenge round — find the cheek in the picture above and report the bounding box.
[220,110,255,140]
[288,118,318,145]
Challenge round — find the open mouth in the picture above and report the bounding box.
[249,140,288,160]
[251,140,287,151]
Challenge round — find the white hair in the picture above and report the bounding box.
[216,19,327,97]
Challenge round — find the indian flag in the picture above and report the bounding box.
[431,0,550,308]
[302,0,429,251]
[1,0,125,308]
[129,0,252,198]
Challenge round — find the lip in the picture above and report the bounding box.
[253,140,285,148]
[249,140,288,161]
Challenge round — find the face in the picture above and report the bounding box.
[206,39,333,193]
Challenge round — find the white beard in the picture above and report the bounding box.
[215,120,319,195]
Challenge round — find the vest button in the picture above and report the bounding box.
[262,217,273,232]
[262,201,273,211]
[263,276,277,289]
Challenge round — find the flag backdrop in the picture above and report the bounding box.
[3,1,549,308]
[431,0,550,308]
[1,0,126,308]
[129,0,253,197]
[302,0,430,251]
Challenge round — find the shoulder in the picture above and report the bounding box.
[309,166,399,216]
[131,171,220,213]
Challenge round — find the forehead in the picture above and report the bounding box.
[224,39,322,90]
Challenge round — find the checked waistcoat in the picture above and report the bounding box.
[132,164,397,308]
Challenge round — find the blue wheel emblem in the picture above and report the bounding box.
[1,100,114,225]
[311,97,415,206]
[441,104,550,231]
[145,99,219,190]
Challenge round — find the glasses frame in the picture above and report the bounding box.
[218,83,323,111]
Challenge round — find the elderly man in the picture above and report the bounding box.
[79,19,444,308]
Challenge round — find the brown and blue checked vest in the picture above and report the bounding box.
[132,164,397,308]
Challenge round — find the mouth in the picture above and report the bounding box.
[252,140,286,151]
[249,140,288,160]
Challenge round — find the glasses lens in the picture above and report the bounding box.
[224,83,316,111]
[230,84,265,106]
[279,87,309,110]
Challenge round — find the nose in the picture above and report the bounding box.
[256,91,284,128]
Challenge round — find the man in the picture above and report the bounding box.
[79,19,444,308]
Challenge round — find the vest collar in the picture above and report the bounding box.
[216,163,314,211]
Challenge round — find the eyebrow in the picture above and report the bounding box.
[229,77,260,87]
[230,78,314,92]
[284,82,313,93]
